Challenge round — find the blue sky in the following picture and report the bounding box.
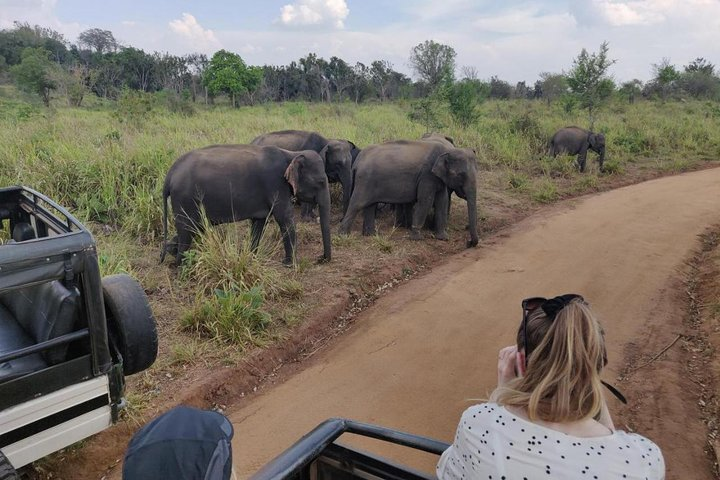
[2,0,719,83]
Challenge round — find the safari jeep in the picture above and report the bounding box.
[0,186,158,476]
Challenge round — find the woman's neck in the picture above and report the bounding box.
[504,405,614,438]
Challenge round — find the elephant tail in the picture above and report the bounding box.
[160,179,170,264]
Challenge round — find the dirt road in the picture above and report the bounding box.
[226,168,720,479]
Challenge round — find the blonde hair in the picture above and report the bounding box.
[490,299,607,423]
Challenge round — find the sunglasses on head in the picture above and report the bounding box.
[520,294,627,405]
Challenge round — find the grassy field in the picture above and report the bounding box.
[2,92,720,473]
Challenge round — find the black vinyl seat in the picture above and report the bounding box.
[0,304,47,382]
[0,281,80,382]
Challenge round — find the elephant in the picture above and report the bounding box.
[251,130,359,220]
[549,126,605,172]
[160,144,332,266]
[394,133,457,229]
[339,140,479,248]
[420,132,455,148]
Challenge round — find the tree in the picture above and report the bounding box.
[447,79,484,127]
[619,79,642,104]
[203,50,261,107]
[566,41,616,124]
[10,47,57,106]
[537,72,568,104]
[116,47,156,91]
[685,57,714,75]
[78,28,118,54]
[409,40,456,90]
[651,58,679,101]
[489,76,511,99]
[679,58,719,99]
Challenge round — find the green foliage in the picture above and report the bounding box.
[408,94,445,132]
[538,73,568,104]
[203,50,260,107]
[566,41,616,123]
[112,88,155,123]
[183,211,302,299]
[601,158,623,175]
[10,47,57,106]
[530,177,559,203]
[409,40,456,90]
[447,79,483,127]
[182,286,273,347]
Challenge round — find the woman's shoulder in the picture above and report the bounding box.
[611,430,664,455]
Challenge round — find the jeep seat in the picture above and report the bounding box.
[0,281,80,381]
[0,303,47,382]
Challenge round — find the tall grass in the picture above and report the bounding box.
[178,210,302,347]
[1,97,718,241]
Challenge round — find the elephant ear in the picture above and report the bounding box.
[284,154,304,195]
[431,152,451,183]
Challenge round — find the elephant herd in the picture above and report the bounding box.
[160,126,605,265]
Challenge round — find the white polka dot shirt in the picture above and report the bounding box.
[437,403,665,480]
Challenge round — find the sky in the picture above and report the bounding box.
[1,0,719,83]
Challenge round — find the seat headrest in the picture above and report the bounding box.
[12,222,36,242]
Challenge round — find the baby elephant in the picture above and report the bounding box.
[549,126,605,172]
[160,144,332,266]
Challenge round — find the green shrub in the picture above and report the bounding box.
[182,286,272,347]
[183,211,302,300]
[113,88,155,123]
[447,81,482,127]
[601,158,623,175]
[530,177,559,203]
[506,171,529,190]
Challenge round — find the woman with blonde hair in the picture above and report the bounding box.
[437,294,665,479]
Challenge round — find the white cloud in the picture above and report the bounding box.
[0,0,83,40]
[278,0,349,29]
[168,13,221,51]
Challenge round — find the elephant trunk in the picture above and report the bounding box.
[598,147,606,171]
[318,187,332,261]
[466,182,479,248]
[339,166,353,215]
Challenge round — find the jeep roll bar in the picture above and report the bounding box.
[250,418,450,480]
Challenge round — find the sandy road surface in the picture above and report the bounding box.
[230,168,720,479]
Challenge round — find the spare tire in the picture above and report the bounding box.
[102,274,158,375]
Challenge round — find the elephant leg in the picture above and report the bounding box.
[300,201,316,222]
[362,205,376,236]
[433,188,449,241]
[339,197,364,235]
[395,203,412,229]
[411,184,435,241]
[175,221,194,266]
[273,204,296,265]
[577,146,589,172]
[250,218,267,251]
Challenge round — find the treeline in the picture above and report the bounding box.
[1,21,719,110]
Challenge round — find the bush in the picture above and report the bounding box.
[182,211,302,300]
[447,80,482,127]
[181,286,272,347]
[112,88,155,123]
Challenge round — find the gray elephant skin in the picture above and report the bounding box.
[339,140,479,247]
[549,126,605,172]
[160,144,332,265]
[394,133,457,228]
[251,130,359,219]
